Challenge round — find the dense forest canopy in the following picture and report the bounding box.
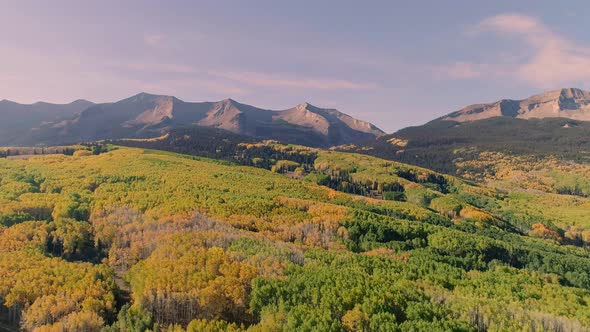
[0,143,589,331]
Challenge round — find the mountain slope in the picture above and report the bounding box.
[441,88,590,122]
[16,93,384,147]
[343,88,590,185]
[348,117,590,173]
[31,93,193,143]
[0,99,94,145]
[273,102,383,146]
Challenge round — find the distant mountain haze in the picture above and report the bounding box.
[0,99,94,145]
[440,88,590,122]
[3,92,384,147]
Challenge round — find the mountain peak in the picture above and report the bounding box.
[296,102,324,112]
[527,87,587,101]
[133,92,171,99]
[295,102,309,110]
[70,99,94,105]
[560,87,583,95]
[134,92,156,98]
[441,87,590,123]
[219,98,240,106]
[117,93,180,106]
[551,87,584,98]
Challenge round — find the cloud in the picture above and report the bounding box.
[478,14,550,38]
[138,78,249,98]
[142,32,208,50]
[438,13,590,89]
[433,62,483,80]
[117,61,197,74]
[104,61,378,93]
[143,34,165,46]
[209,70,379,91]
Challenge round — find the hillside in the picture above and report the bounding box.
[1,144,590,330]
[345,89,590,199]
[348,117,590,172]
[13,93,383,147]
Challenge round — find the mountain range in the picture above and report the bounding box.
[440,87,590,122]
[6,87,590,154]
[0,93,384,147]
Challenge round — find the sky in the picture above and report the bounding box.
[2,0,590,132]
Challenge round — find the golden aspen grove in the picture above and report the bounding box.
[0,143,589,331]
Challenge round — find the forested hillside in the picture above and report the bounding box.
[345,117,590,174]
[0,145,589,331]
[338,118,590,220]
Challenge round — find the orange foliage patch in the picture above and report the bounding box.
[529,223,563,242]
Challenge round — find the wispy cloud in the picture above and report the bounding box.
[209,70,379,91]
[432,62,483,80]
[137,78,249,98]
[104,61,378,93]
[478,14,550,38]
[437,13,590,88]
[143,34,165,46]
[117,61,197,74]
[481,13,590,88]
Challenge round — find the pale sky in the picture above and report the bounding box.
[2,0,590,132]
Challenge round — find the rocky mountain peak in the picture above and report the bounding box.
[441,88,590,122]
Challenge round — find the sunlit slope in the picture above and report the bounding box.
[0,147,590,330]
[0,147,449,226]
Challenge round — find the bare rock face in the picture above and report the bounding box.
[442,88,590,122]
[10,93,384,147]
[275,103,332,135]
[271,102,384,146]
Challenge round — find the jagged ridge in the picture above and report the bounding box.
[7,92,384,147]
[441,88,590,122]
